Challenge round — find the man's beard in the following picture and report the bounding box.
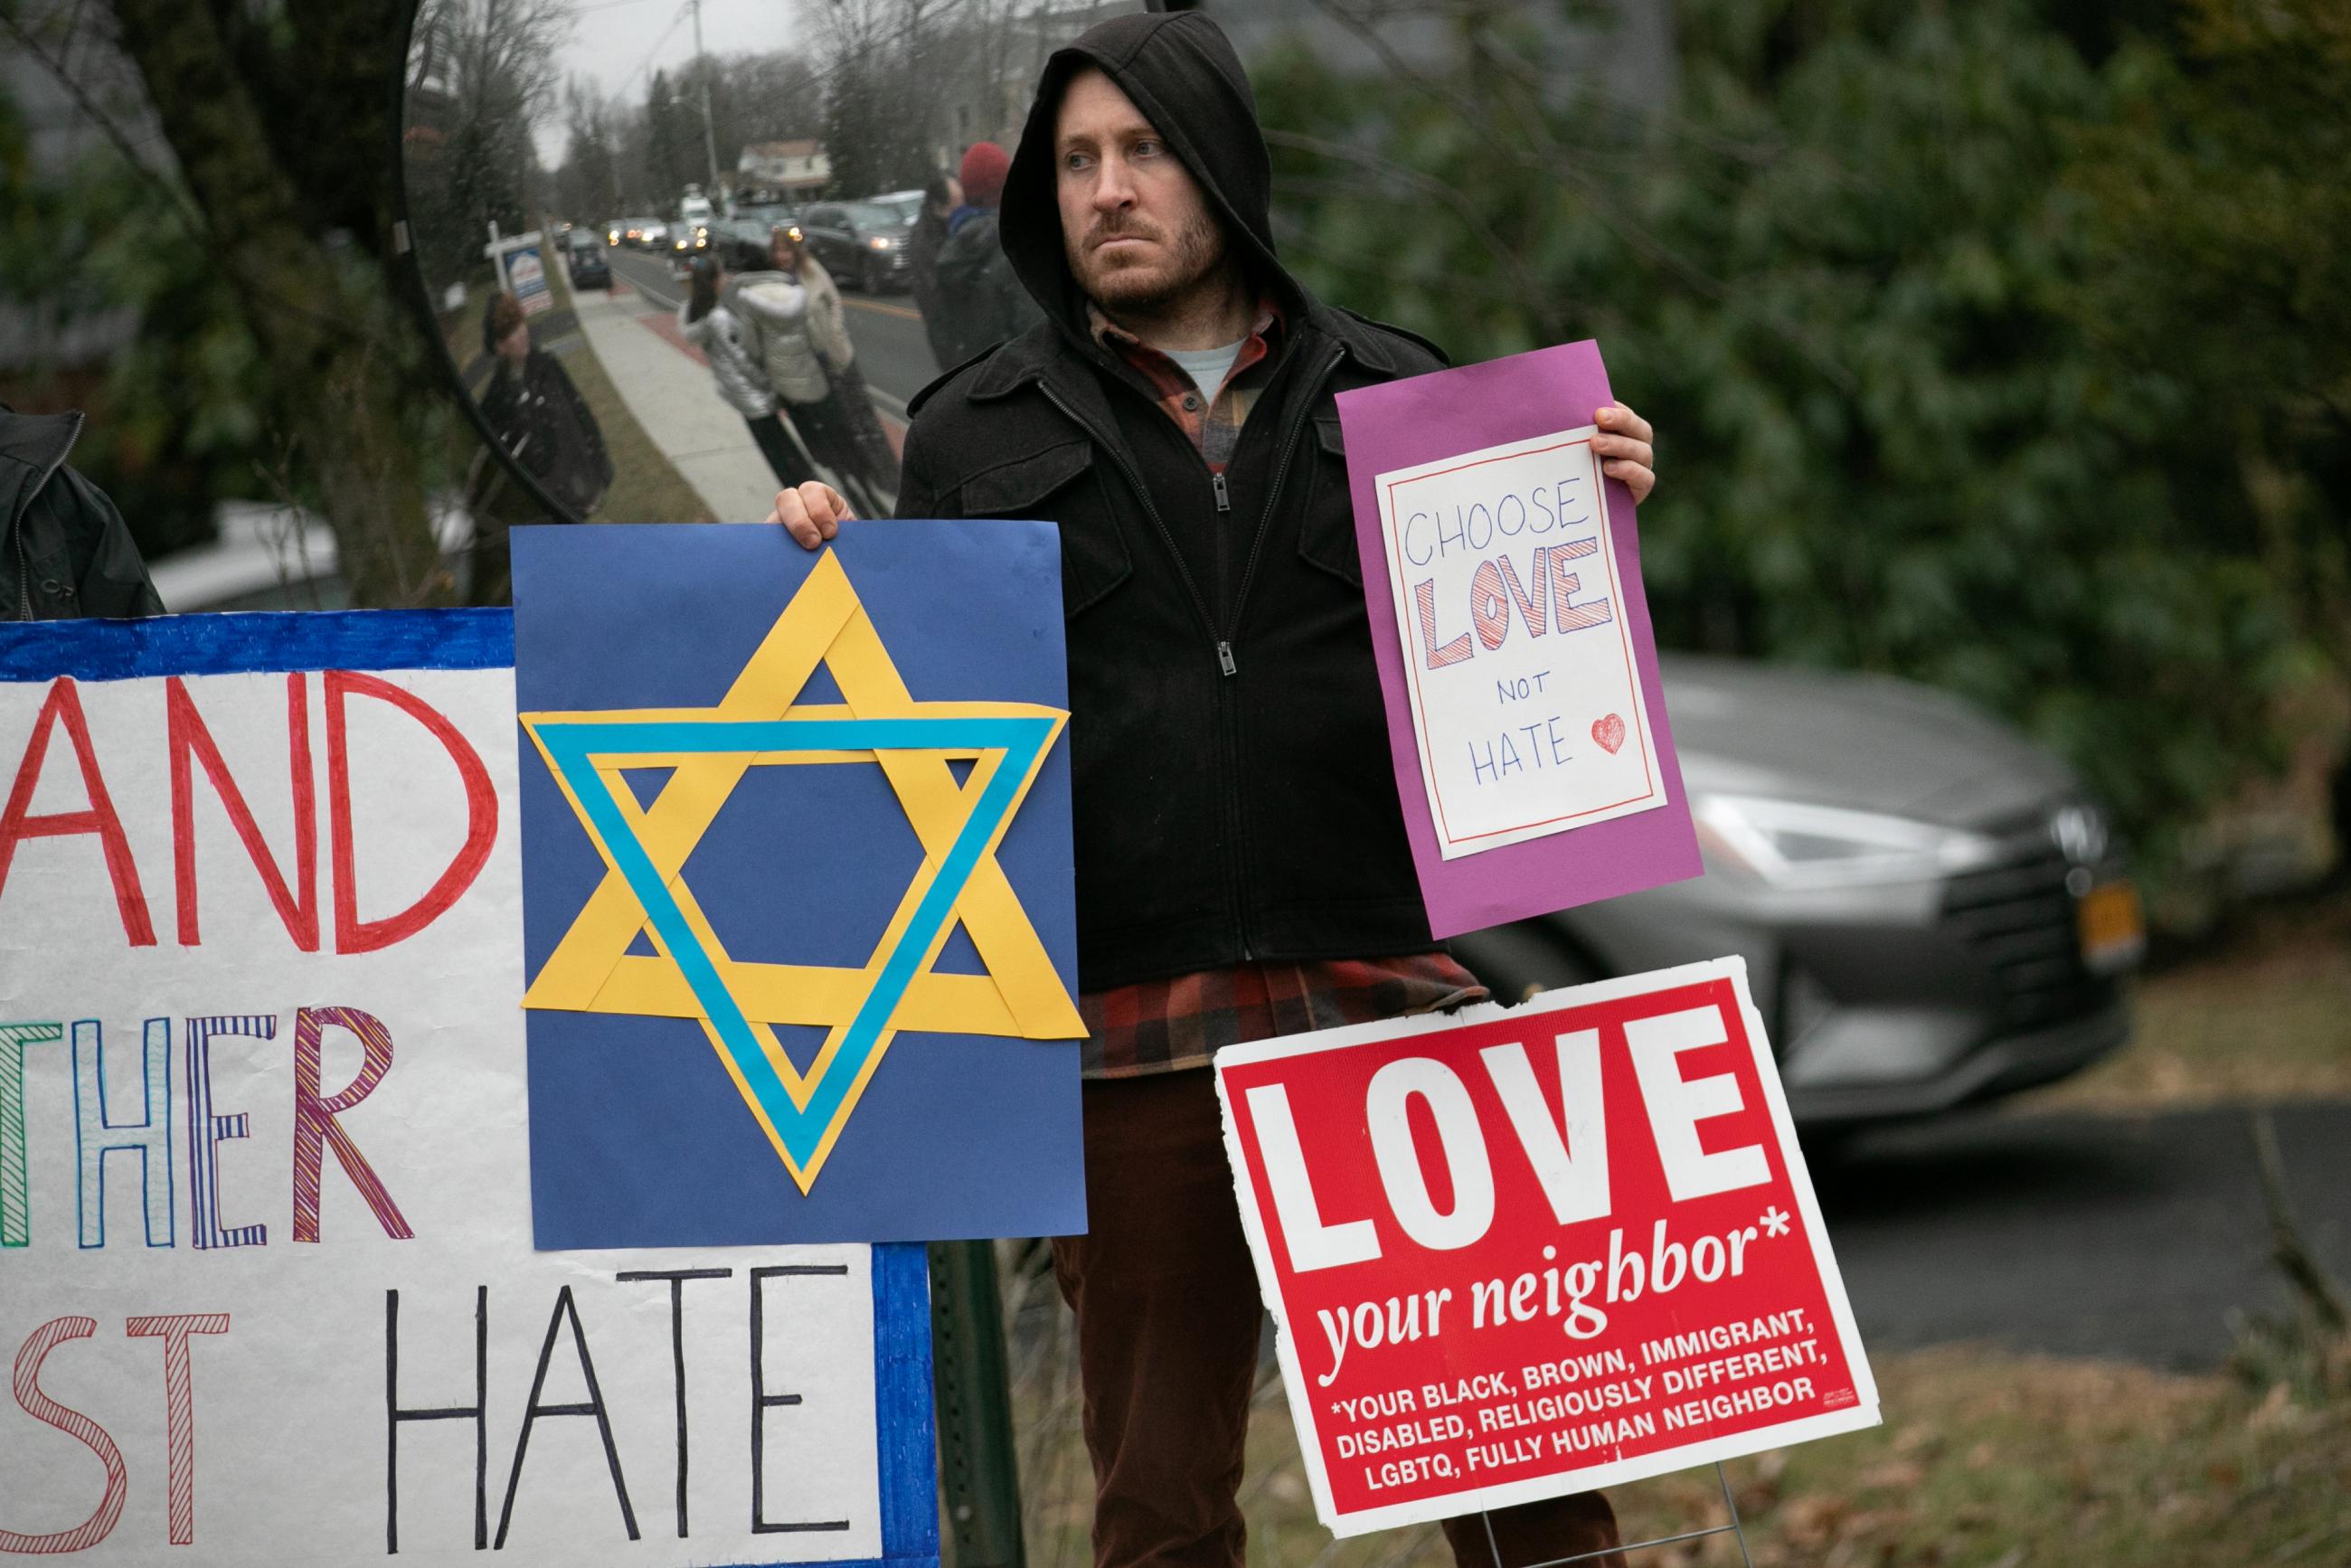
[1072,213,1224,316]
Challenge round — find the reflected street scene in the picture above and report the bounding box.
[401,0,1138,524]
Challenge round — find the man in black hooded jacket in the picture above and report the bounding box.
[770,14,1655,1568]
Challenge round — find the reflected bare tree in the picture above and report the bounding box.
[405,0,573,288]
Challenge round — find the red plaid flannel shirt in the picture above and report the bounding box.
[1081,958,1487,1079]
[1087,298,1276,472]
[1075,299,1484,1078]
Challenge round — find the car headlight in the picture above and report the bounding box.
[868,235,894,250]
[1694,795,2000,889]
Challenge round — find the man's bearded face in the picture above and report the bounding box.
[1053,68,1225,315]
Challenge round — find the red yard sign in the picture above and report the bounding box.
[1215,958,1877,1536]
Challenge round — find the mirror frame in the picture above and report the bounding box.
[390,0,619,528]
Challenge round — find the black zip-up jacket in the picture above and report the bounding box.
[895,12,1448,991]
[1,405,165,622]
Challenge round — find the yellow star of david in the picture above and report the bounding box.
[519,549,1082,1193]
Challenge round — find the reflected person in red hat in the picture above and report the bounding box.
[929,139,1043,367]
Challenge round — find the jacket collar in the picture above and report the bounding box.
[939,291,1418,413]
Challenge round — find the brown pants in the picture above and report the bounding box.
[1051,1071,1626,1568]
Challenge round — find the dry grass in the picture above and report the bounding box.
[1007,1313,2351,1568]
[2024,893,2351,1113]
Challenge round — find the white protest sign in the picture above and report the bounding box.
[0,616,936,1567]
[1372,427,1669,859]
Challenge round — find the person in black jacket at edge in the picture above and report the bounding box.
[2,401,165,621]
[770,14,1657,1568]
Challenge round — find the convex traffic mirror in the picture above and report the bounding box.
[399,0,1142,532]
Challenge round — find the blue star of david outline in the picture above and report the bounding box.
[529,713,1060,1176]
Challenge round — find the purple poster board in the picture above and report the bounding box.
[1336,339,1702,939]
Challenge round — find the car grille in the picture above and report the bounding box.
[1940,816,2117,1032]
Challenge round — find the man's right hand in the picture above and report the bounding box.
[767,481,855,549]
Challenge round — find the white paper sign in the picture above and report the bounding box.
[0,625,931,1567]
[1373,427,1669,859]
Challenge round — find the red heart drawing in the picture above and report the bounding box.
[1591,713,1627,755]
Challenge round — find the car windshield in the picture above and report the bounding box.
[843,200,911,230]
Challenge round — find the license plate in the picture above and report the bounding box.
[2077,881,2146,974]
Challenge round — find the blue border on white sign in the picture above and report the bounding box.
[0,608,515,680]
[862,1242,943,1568]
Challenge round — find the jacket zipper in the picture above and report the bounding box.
[1039,380,1257,956]
[1208,345,1345,963]
[1223,346,1345,661]
[1037,345,1345,965]
[1209,475,1235,668]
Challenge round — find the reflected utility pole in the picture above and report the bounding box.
[688,0,721,196]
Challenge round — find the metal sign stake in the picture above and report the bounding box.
[1480,1461,1753,1567]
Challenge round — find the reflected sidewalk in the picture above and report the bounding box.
[571,279,782,523]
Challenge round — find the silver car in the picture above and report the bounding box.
[1451,656,2143,1128]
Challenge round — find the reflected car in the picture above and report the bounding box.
[713,214,791,269]
[733,201,797,230]
[1449,656,2143,1130]
[563,229,609,290]
[798,196,917,293]
[668,225,711,273]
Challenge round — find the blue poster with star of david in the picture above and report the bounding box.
[512,522,1086,1246]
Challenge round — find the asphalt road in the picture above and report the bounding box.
[601,245,940,414]
[1818,1100,2351,1370]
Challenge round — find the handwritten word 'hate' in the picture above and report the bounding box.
[0,1270,851,1553]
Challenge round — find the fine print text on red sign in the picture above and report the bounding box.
[1215,959,1877,1537]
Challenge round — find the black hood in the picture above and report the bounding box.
[998,10,1298,335]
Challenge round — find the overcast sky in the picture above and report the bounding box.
[532,0,805,165]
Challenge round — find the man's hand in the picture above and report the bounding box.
[1594,403,1657,505]
[766,481,855,549]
